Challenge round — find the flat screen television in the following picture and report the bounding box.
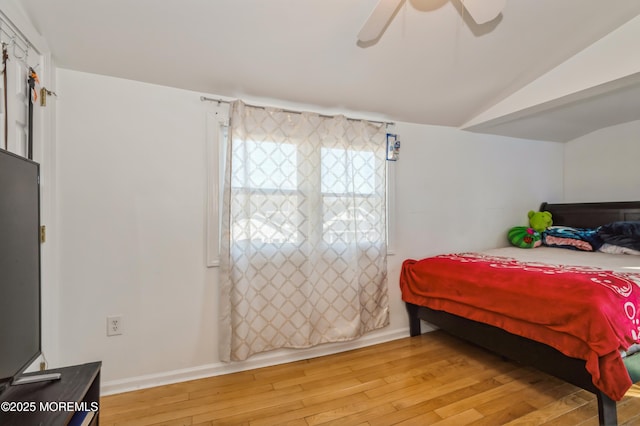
[0,148,42,395]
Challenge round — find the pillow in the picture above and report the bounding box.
[598,243,640,256]
[598,221,640,251]
[542,226,603,251]
[508,226,541,248]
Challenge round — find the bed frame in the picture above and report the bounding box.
[406,201,640,426]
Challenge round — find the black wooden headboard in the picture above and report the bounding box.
[540,201,640,229]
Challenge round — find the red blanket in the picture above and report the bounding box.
[400,253,640,401]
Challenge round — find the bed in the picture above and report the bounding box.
[401,201,640,425]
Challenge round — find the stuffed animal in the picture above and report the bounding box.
[528,210,553,232]
[508,226,541,248]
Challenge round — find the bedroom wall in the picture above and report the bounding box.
[564,120,640,202]
[391,122,564,260]
[55,69,219,386]
[54,68,565,392]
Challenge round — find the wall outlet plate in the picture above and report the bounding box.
[107,315,123,336]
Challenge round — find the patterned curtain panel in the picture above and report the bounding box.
[219,101,389,361]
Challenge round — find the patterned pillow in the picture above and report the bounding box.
[507,226,541,248]
[542,226,603,251]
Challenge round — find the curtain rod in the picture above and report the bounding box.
[200,96,394,127]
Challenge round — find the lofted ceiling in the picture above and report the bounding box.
[15,0,640,141]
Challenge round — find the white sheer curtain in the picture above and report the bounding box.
[219,101,389,361]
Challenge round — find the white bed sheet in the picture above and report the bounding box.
[482,246,640,275]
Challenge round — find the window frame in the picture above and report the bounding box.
[206,109,397,266]
[205,106,229,267]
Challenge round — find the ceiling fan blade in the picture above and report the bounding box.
[357,0,404,42]
[460,0,505,24]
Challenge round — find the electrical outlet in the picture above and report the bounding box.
[107,315,123,336]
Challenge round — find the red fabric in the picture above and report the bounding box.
[400,253,640,401]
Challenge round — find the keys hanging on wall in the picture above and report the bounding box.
[40,87,57,107]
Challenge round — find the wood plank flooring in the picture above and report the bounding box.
[100,331,640,425]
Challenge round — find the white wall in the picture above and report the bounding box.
[564,120,640,202]
[56,70,218,385]
[392,123,564,261]
[54,68,565,393]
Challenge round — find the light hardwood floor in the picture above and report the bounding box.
[100,331,640,425]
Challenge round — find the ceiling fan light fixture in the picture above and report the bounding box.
[357,0,506,44]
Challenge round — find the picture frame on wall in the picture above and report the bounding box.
[386,133,400,161]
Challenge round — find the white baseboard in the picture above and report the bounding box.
[101,327,412,396]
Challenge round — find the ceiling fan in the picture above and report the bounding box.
[357,0,506,42]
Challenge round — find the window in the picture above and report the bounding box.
[218,101,391,361]
[228,141,383,245]
[206,104,397,266]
